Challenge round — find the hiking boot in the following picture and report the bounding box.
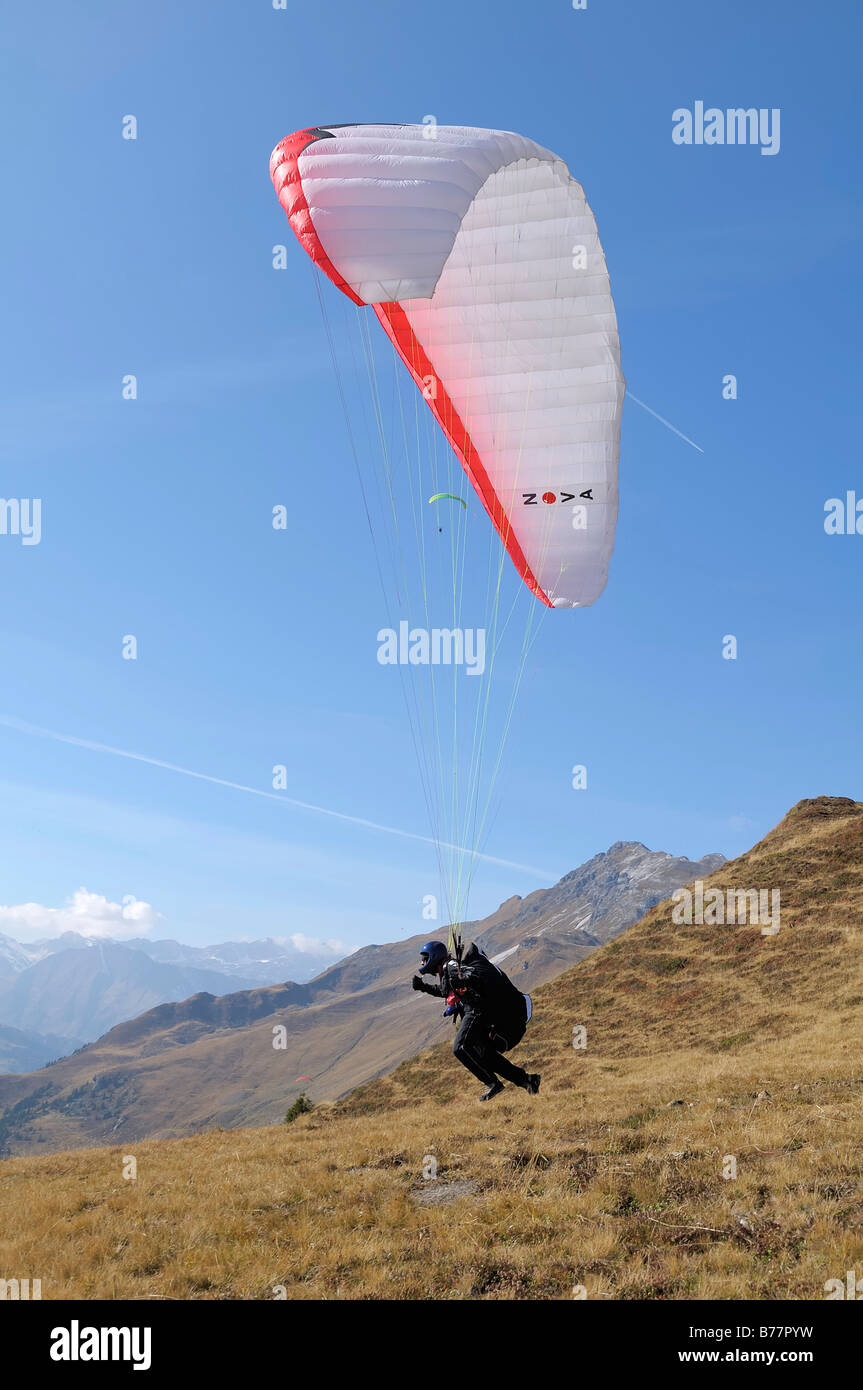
[524,1073,541,1095]
[480,1080,505,1102]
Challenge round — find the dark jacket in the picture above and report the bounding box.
[416,942,527,1040]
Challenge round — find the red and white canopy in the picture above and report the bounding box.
[271,124,624,608]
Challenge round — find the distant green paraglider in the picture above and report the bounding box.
[429,492,467,531]
[428,492,467,509]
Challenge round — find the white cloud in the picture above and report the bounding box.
[274,933,345,957]
[0,888,162,942]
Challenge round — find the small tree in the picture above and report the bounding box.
[285,1092,313,1124]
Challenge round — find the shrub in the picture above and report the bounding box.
[285,1093,313,1124]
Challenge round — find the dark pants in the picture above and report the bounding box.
[453,1007,528,1088]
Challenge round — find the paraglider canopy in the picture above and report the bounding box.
[270,123,624,610]
[428,492,468,510]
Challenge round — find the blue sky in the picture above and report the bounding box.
[0,0,860,953]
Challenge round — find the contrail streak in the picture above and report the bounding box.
[0,714,556,882]
[626,391,704,453]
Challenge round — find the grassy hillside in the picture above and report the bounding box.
[1,796,861,1300]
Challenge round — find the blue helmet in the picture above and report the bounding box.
[418,940,448,975]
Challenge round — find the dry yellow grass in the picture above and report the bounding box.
[1,796,861,1300]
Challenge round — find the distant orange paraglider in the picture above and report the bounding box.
[295,1076,311,1081]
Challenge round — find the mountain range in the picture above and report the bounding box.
[0,933,342,1072]
[0,839,722,1153]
